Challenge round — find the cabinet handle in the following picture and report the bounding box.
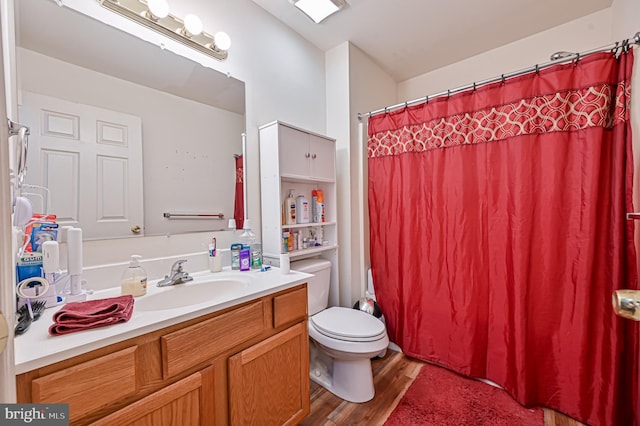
[305,152,311,159]
[312,153,317,159]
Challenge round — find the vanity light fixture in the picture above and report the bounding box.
[98,0,230,61]
[293,0,346,24]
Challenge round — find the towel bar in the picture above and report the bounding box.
[163,213,225,220]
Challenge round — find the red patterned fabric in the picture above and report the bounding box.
[367,51,637,426]
[234,155,244,230]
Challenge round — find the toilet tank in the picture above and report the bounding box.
[291,258,331,316]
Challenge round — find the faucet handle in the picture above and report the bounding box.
[171,259,188,273]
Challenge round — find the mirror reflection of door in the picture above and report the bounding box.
[20,92,144,239]
[16,0,246,240]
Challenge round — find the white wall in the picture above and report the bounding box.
[398,8,613,101]
[348,44,396,304]
[326,42,396,306]
[18,48,244,237]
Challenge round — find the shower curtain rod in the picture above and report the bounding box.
[358,31,640,121]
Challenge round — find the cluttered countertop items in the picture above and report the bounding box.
[14,267,311,374]
[13,210,310,374]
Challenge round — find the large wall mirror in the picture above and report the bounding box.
[15,0,246,240]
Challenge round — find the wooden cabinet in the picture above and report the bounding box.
[229,323,309,426]
[92,367,215,426]
[16,285,309,426]
[259,121,339,306]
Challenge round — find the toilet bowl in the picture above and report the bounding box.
[292,258,389,403]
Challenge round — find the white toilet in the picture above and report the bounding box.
[293,258,389,403]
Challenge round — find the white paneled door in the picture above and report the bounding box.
[20,92,144,239]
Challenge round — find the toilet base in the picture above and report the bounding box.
[309,342,376,403]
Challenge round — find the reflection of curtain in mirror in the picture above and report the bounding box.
[368,50,637,426]
[234,155,244,230]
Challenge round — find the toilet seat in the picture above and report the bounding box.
[311,307,386,342]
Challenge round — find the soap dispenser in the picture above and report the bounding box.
[121,255,147,297]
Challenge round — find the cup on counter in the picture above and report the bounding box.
[279,253,290,274]
[209,255,222,272]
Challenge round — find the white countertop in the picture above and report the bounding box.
[15,267,311,374]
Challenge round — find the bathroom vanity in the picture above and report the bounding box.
[14,270,311,425]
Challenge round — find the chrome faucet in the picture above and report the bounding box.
[157,259,193,287]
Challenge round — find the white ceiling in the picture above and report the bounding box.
[251,0,613,81]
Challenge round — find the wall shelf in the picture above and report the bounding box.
[259,121,340,306]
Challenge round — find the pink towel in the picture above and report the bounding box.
[49,295,134,336]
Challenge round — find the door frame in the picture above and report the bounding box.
[1,0,18,402]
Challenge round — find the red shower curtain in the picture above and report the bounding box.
[368,50,637,426]
[234,155,244,230]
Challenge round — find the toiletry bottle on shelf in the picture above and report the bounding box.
[296,194,310,224]
[316,189,325,222]
[284,189,296,225]
[121,255,147,297]
[311,190,319,223]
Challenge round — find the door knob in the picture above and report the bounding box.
[613,289,640,320]
[131,225,141,234]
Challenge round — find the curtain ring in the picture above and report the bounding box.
[501,74,505,85]
[425,95,429,104]
[535,64,539,74]
[447,89,451,98]
[573,53,580,65]
[612,41,620,54]
[472,82,477,91]
[405,101,408,109]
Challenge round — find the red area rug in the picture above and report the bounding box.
[384,362,543,426]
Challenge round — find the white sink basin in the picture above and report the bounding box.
[135,278,250,311]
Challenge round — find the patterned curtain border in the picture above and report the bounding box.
[368,81,631,159]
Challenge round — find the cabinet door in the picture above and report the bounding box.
[92,367,215,426]
[228,323,310,426]
[308,134,336,181]
[279,125,311,178]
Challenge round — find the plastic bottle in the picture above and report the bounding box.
[316,189,325,222]
[284,189,296,225]
[239,219,262,269]
[121,255,147,297]
[311,190,319,223]
[296,194,310,224]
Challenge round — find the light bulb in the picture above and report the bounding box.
[183,14,203,37]
[147,0,169,20]
[214,32,231,51]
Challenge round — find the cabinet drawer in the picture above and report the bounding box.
[161,301,265,378]
[273,286,308,328]
[31,346,138,422]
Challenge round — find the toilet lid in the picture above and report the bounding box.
[311,307,386,341]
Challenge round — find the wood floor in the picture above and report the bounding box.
[299,350,585,426]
